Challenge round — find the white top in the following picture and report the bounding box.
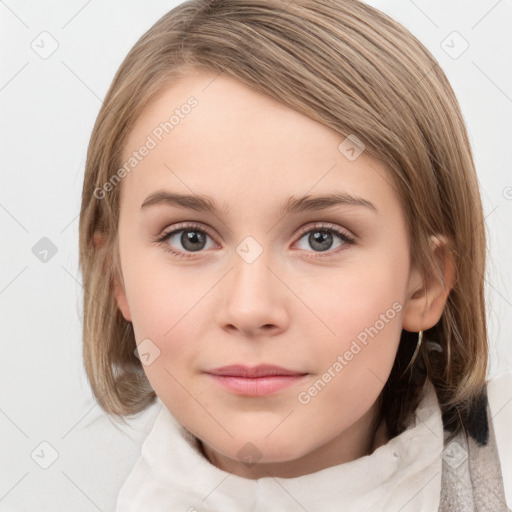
[116,371,512,512]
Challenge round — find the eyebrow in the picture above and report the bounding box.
[140,190,378,216]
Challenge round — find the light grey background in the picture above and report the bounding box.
[1,0,511,510]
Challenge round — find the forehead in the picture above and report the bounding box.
[123,71,343,160]
[119,71,400,218]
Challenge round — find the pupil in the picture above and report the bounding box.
[310,231,332,251]
[182,230,206,251]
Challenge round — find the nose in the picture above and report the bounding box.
[216,249,290,338]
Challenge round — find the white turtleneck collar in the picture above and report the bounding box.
[116,379,443,512]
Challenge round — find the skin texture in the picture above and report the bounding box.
[111,70,455,479]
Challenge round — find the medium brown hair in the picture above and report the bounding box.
[79,0,488,442]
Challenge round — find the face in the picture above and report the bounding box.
[113,70,424,479]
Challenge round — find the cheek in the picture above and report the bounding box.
[293,274,404,439]
[298,258,407,399]
[303,259,406,344]
[121,254,214,392]
[124,272,203,409]
[121,242,200,337]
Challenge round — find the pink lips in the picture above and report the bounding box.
[204,364,308,396]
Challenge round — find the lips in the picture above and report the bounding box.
[204,364,308,396]
[205,364,307,378]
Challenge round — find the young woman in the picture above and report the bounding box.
[78,0,512,510]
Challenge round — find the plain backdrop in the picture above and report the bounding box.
[1,0,511,510]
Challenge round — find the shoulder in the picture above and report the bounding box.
[486,369,512,510]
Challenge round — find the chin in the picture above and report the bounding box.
[210,432,308,465]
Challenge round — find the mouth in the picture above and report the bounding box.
[204,364,309,396]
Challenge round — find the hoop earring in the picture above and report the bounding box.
[400,330,423,378]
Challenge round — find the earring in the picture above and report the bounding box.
[400,330,423,378]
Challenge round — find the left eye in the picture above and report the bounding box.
[295,226,354,254]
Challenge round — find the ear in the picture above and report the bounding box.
[402,235,456,332]
[113,275,132,323]
[93,231,132,322]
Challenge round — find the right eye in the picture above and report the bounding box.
[156,222,217,259]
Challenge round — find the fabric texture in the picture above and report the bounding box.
[115,375,511,511]
[439,400,510,512]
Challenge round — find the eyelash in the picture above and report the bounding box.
[155,221,356,260]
